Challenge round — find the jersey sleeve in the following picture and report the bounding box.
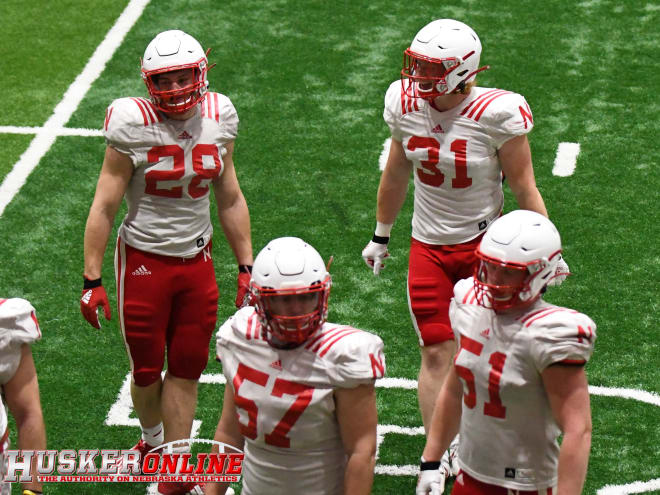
[528,310,596,371]
[383,81,405,141]
[0,298,41,384]
[479,92,534,149]
[216,93,239,141]
[324,329,386,388]
[449,277,481,339]
[102,97,153,164]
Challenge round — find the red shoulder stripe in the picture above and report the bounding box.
[524,308,578,328]
[143,99,163,122]
[245,313,255,340]
[461,285,477,304]
[213,93,220,122]
[0,299,6,306]
[459,89,503,117]
[305,326,340,349]
[130,98,149,126]
[318,328,361,357]
[473,91,512,122]
[518,307,552,323]
[461,89,511,121]
[400,83,419,116]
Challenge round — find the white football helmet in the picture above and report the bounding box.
[251,237,331,348]
[402,19,489,99]
[141,30,209,114]
[474,210,562,312]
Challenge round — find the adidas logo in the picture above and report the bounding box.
[269,360,282,371]
[178,130,193,140]
[480,328,491,339]
[81,290,92,304]
[431,124,444,133]
[132,265,152,276]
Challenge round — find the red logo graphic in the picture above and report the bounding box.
[4,440,243,484]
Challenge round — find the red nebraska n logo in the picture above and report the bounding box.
[370,352,385,378]
[519,104,533,129]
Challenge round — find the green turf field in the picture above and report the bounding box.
[0,0,658,493]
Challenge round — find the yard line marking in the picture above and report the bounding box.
[552,141,581,176]
[0,0,151,217]
[107,371,659,493]
[0,125,103,137]
[379,137,391,171]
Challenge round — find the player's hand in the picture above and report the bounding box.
[236,265,253,308]
[362,236,390,276]
[548,255,570,286]
[416,458,447,495]
[80,277,111,329]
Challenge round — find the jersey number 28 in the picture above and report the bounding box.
[145,144,223,198]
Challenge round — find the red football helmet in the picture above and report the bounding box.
[141,30,209,114]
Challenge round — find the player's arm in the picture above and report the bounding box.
[206,383,245,495]
[3,344,46,493]
[362,138,413,274]
[335,383,377,495]
[542,363,592,495]
[498,134,548,217]
[421,364,463,462]
[83,145,133,280]
[212,141,253,266]
[376,137,414,226]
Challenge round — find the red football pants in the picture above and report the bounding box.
[115,238,218,386]
[407,236,482,346]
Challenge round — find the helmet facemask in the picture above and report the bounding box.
[401,19,489,100]
[473,253,550,312]
[402,50,466,99]
[253,277,331,349]
[143,64,208,114]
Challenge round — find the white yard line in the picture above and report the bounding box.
[552,141,581,176]
[0,0,151,217]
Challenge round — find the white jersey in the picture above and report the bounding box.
[216,307,386,495]
[0,298,41,385]
[0,298,40,495]
[103,92,239,257]
[448,278,596,490]
[384,82,535,245]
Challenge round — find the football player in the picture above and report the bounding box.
[361,18,568,480]
[0,298,46,495]
[206,237,385,495]
[80,29,253,495]
[417,210,594,495]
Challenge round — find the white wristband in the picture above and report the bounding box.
[375,222,393,237]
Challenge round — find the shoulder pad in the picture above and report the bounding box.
[305,325,385,387]
[453,277,479,305]
[103,97,162,149]
[0,298,41,349]
[200,92,238,137]
[463,89,533,141]
[524,307,596,370]
[216,307,263,359]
